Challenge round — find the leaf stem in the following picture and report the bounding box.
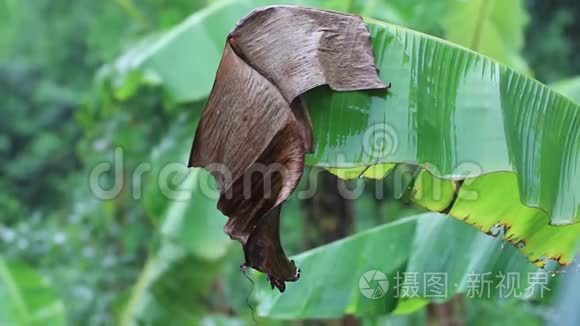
[114,0,151,30]
[470,0,494,51]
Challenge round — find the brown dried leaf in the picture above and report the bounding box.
[229,6,387,101]
[243,207,299,292]
[189,6,387,291]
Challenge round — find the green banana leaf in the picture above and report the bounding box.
[549,263,580,325]
[551,76,580,103]
[104,0,357,103]
[444,0,530,73]
[105,0,580,267]
[352,0,451,33]
[0,258,66,325]
[253,213,543,318]
[308,18,579,265]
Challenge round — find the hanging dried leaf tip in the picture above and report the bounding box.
[189,5,388,292]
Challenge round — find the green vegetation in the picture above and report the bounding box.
[1,0,578,325]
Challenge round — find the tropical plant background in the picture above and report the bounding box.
[1,0,579,325]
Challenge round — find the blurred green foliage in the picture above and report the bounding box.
[0,0,578,325]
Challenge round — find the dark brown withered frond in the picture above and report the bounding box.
[189,6,387,292]
[189,43,292,190]
[219,121,305,243]
[229,6,387,101]
[242,206,300,292]
[290,97,314,153]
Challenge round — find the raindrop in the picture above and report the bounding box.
[490,223,506,237]
[541,259,561,276]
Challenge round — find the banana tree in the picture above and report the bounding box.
[103,0,579,320]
